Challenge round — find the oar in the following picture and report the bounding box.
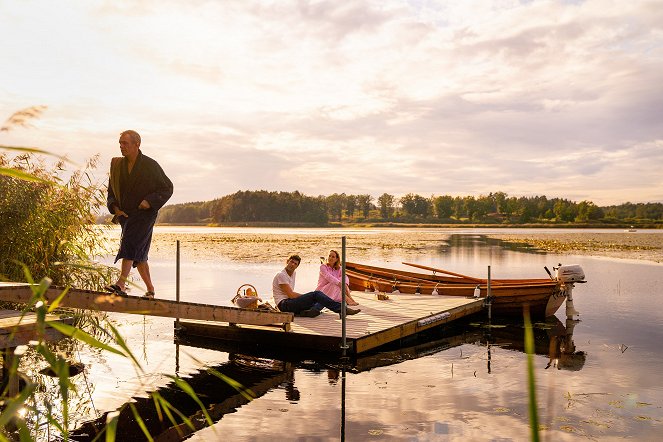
[348,266,456,286]
[402,262,485,283]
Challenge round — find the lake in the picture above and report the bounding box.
[34,227,663,440]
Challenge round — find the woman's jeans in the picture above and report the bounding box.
[278,290,341,313]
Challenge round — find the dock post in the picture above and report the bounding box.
[487,265,492,321]
[341,236,348,357]
[176,240,181,326]
[175,239,181,373]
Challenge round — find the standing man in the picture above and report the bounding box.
[105,130,173,298]
[273,254,360,318]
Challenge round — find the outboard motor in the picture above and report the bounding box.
[554,264,585,319]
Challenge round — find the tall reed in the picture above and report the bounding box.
[0,153,115,289]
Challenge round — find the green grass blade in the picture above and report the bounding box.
[46,321,126,357]
[104,411,120,442]
[166,375,213,426]
[207,368,256,401]
[0,166,50,183]
[105,321,144,372]
[524,308,540,442]
[129,403,154,442]
[47,286,70,312]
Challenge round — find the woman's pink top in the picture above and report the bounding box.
[316,264,349,302]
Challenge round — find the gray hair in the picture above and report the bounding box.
[120,130,141,146]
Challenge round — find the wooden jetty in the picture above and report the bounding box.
[0,282,485,357]
[0,282,293,329]
[177,291,484,356]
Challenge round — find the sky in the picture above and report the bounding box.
[1,0,662,206]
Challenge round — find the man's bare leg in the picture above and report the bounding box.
[136,261,155,294]
[116,259,134,291]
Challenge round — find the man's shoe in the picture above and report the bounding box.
[298,309,321,318]
[104,284,127,297]
[340,307,361,318]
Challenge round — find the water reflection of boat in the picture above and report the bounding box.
[345,261,586,318]
[350,315,586,373]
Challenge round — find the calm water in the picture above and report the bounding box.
[40,228,663,440]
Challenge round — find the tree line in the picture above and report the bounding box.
[154,190,663,226]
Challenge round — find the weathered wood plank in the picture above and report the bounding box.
[0,310,70,348]
[0,284,293,327]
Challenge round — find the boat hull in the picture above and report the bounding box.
[345,261,564,319]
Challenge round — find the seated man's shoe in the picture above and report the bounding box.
[298,309,321,318]
[340,307,361,318]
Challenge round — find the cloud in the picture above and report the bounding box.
[1,0,662,205]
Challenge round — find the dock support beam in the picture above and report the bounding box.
[341,236,348,357]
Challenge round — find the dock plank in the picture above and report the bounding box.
[0,283,293,327]
[0,309,69,349]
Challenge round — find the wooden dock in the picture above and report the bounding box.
[0,282,293,328]
[0,282,484,357]
[177,291,484,356]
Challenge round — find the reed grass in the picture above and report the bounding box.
[0,153,115,289]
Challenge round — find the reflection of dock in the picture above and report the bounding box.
[177,291,484,356]
[68,354,293,441]
[180,316,586,374]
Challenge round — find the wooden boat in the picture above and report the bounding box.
[345,261,585,319]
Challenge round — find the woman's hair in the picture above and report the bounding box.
[328,250,340,269]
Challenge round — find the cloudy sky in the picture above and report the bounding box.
[1,0,662,206]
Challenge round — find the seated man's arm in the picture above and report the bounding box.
[279,283,300,299]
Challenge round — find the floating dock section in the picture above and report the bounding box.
[177,291,484,356]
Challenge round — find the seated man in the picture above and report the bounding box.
[273,254,361,318]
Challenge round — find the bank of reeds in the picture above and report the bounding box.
[0,152,115,289]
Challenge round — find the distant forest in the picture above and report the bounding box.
[145,190,663,227]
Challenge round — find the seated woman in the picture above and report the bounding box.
[316,250,359,306]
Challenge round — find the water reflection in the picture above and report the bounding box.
[443,234,547,257]
[75,228,663,439]
[65,316,585,440]
[68,355,293,441]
